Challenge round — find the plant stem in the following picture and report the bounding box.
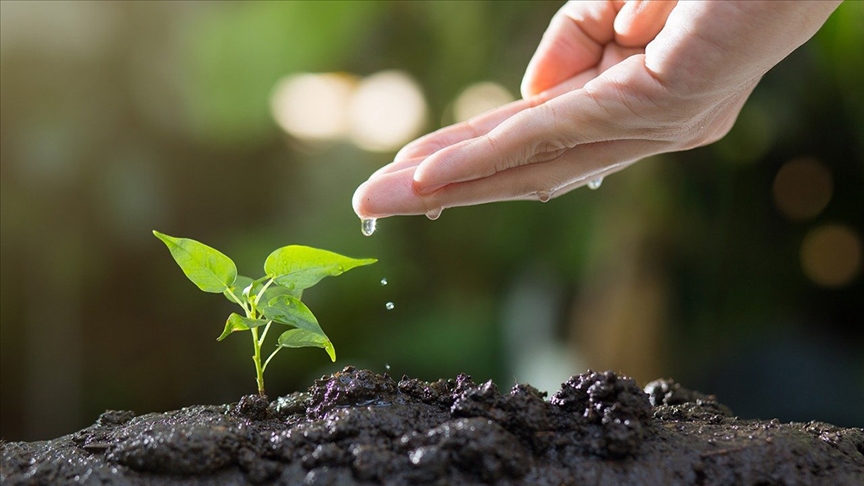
[254,278,275,308]
[250,327,266,396]
[259,321,272,346]
[228,284,269,395]
[225,288,250,315]
[262,346,281,373]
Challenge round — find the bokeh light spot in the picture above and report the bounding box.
[347,70,427,152]
[270,73,358,141]
[772,157,833,221]
[800,224,862,287]
[453,81,514,122]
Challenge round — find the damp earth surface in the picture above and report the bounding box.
[2,367,862,485]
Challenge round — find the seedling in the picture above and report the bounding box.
[153,231,376,396]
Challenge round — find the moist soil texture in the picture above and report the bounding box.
[2,367,863,485]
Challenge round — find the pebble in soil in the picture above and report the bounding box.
[2,366,863,486]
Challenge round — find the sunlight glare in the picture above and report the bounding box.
[270,73,358,141]
[347,70,427,152]
[453,81,514,123]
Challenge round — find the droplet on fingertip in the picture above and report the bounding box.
[537,190,552,203]
[361,218,377,236]
[425,208,442,220]
[587,177,603,190]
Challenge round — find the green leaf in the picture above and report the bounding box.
[153,231,237,293]
[217,313,268,341]
[260,295,325,335]
[264,245,376,291]
[277,328,336,361]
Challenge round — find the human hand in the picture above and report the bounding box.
[353,1,841,219]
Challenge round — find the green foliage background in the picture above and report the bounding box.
[1,1,862,441]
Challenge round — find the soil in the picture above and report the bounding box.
[2,367,863,485]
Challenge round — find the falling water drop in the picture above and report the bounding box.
[380,278,388,286]
[385,302,395,310]
[587,177,604,190]
[385,363,391,371]
[537,191,552,203]
[361,218,377,236]
[425,208,442,220]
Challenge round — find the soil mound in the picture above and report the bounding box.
[2,367,862,485]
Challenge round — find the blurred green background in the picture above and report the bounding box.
[2,1,862,441]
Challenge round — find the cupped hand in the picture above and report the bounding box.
[353,0,841,219]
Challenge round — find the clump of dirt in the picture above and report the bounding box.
[2,367,863,485]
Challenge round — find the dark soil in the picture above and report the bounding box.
[2,367,862,485]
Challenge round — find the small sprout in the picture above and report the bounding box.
[153,230,376,396]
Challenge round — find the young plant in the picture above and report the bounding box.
[153,230,376,396]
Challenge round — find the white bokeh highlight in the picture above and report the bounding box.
[453,81,514,123]
[270,73,358,141]
[347,70,427,152]
[271,70,427,153]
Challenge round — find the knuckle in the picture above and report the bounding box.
[464,117,487,139]
[528,141,570,164]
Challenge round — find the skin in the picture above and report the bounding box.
[352,0,843,219]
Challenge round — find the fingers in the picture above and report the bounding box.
[374,69,599,180]
[613,1,677,48]
[391,98,534,163]
[420,140,649,208]
[522,0,678,98]
[353,55,676,219]
[369,100,535,181]
[352,138,666,218]
[408,93,589,195]
[411,54,657,195]
[521,1,618,98]
[369,156,427,180]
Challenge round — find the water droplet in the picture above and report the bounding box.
[587,177,603,190]
[385,302,395,310]
[537,190,552,203]
[361,218,377,236]
[380,278,388,286]
[385,363,391,370]
[425,208,442,220]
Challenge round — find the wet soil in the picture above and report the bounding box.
[2,367,863,485]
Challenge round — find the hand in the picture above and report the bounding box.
[353,1,841,219]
